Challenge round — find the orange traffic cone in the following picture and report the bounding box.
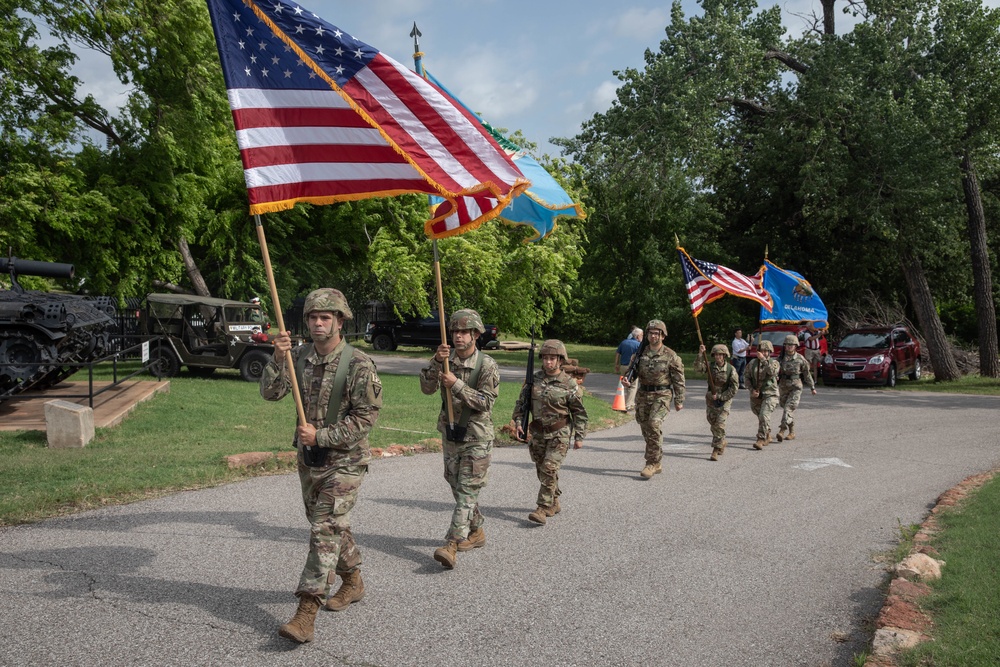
[612,377,627,412]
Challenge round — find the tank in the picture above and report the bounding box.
[0,257,118,401]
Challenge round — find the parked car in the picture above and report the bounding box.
[364,312,500,351]
[141,293,279,382]
[747,324,809,358]
[821,325,921,387]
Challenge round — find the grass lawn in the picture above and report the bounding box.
[0,367,626,526]
[898,472,1000,667]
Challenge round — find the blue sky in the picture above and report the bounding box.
[61,0,1000,157]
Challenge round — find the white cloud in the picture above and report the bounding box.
[591,80,619,112]
[612,7,670,41]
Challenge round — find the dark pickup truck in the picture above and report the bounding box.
[364,313,500,351]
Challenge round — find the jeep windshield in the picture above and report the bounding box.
[754,331,796,347]
[838,333,890,349]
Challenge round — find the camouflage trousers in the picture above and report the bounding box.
[778,385,803,430]
[704,396,733,449]
[750,394,779,440]
[528,436,571,508]
[635,390,672,464]
[443,439,492,542]
[295,463,366,600]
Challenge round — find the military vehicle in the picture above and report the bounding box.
[141,293,278,381]
[1,257,118,401]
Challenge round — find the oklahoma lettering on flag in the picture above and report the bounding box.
[204,0,529,236]
[678,248,773,317]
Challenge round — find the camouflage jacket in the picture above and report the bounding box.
[635,345,686,409]
[512,369,588,442]
[419,349,499,443]
[778,352,815,390]
[746,357,780,397]
[260,338,383,466]
[694,357,740,404]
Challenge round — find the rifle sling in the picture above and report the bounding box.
[294,342,355,427]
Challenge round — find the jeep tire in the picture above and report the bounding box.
[372,334,395,351]
[240,349,271,382]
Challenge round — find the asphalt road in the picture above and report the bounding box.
[2,360,998,667]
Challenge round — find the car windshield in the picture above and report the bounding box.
[838,333,889,349]
[755,331,795,347]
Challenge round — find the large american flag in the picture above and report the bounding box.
[205,0,529,236]
[678,248,773,316]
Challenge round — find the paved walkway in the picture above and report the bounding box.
[2,360,998,666]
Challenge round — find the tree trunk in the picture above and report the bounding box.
[821,0,836,35]
[178,236,211,297]
[899,246,962,382]
[960,152,1000,377]
[899,246,960,381]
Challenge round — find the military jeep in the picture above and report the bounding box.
[141,293,276,382]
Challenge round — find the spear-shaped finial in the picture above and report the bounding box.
[674,233,681,248]
[410,22,421,53]
[765,244,769,260]
[410,22,424,76]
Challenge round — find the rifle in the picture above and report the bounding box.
[516,332,536,442]
[622,336,649,385]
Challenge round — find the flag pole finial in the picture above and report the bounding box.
[765,244,769,260]
[674,233,681,249]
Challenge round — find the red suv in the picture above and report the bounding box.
[821,326,921,387]
[747,324,809,358]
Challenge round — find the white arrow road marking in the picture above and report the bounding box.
[793,457,853,471]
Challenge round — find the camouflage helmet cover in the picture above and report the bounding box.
[758,340,775,353]
[303,288,353,320]
[449,309,484,333]
[711,343,730,357]
[783,334,799,346]
[646,319,668,336]
[538,339,568,363]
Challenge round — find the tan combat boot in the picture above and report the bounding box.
[785,425,796,441]
[544,499,561,517]
[776,426,786,442]
[640,461,663,478]
[433,541,458,569]
[764,430,772,446]
[710,448,722,461]
[278,594,322,643]
[753,437,765,450]
[528,507,548,524]
[456,527,486,552]
[325,569,365,612]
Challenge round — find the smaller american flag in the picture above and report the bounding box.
[678,248,773,316]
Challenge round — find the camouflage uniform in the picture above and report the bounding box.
[778,336,816,433]
[512,341,588,511]
[634,320,686,468]
[694,344,740,454]
[419,317,500,544]
[260,290,382,602]
[745,342,780,444]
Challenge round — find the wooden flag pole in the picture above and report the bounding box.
[254,215,307,426]
[693,314,716,394]
[432,240,457,429]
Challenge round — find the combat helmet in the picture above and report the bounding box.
[783,334,799,346]
[538,339,569,363]
[758,340,774,353]
[646,319,668,337]
[449,309,484,333]
[303,288,353,320]
[710,343,730,357]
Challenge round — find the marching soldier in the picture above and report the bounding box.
[695,343,740,461]
[777,334,817,441]
[419,309,500,569]
[621,319,685,478]
[746,340,780,450]
[513,339,588,524]
[261,289,382,644]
